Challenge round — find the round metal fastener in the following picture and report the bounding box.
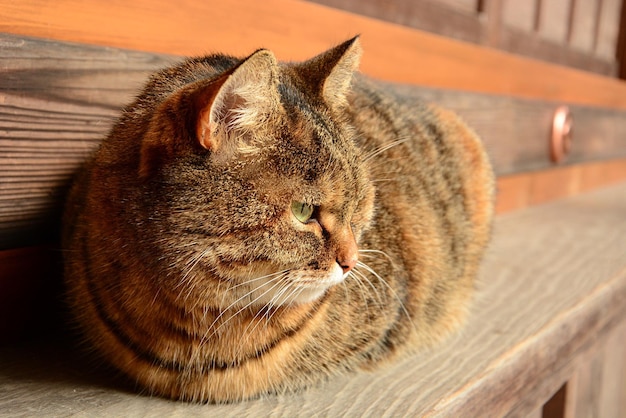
[551,106,573,163]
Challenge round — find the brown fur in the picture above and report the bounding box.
[62,37,495,403]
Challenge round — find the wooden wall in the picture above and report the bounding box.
[307,0,626,76]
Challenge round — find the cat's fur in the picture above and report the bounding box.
[62,37,495,403]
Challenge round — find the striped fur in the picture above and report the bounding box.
[62,37,495,402]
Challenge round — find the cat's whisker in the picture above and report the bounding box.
[234,279,294,357]
[174,247,214,293]
[202,271,290,343]
[210,269,289,324]
[188,272,289,367]
[203,274,283,340]
[358,249,395,265]
[363,137,409,162]
[356,261,415,329]
[350,268,385,308]
[228,269,290,290]
[370,178,396,184]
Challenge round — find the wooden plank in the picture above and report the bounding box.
[569,0,599,53]
[310,0,616,75]
[565,323,626,418]
[306,0,485,44]
[537,0,573,44]
[437,0,478,13]
[502,0,538,32]
[388,84,626,173]
[0,34,167,249]
[3,0,626,108]
[498,26,616,75]
[525,408,544,418]
[1,182,626,416]
[496,159,626,213]
[595,0,623,59]
[597,323,626,418]
[528,166,581,206]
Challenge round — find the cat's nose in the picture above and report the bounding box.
[337,243,358,274]
[337,255,357,274]
[335,225,358,274]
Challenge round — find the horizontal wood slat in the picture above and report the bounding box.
[2,182,626,416]
[3,0,626,109]
[2,33,626,249]
[387,84,626,173]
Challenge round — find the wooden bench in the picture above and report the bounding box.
[1,1,626,416]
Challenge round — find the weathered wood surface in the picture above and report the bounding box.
[2,33,626,249]
[1,183,625,417]
[3,0,626,109]
[0,34,170,248]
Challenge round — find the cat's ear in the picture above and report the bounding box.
[193,49,280,152]
[300,36,362,109]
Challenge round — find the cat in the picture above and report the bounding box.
[62,36,495,403]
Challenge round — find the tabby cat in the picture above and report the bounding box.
[63,37,494,403]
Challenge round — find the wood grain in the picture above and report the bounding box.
[0,34,169,248]
[566,322,626,417]
[1,182,625,416]
[3,0,626,108]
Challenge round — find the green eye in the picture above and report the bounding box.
[291,201,315,223]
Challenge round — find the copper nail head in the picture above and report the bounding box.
[551,106,573,163]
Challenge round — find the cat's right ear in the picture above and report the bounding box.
[139,50,279,178]
[193,49,280,152]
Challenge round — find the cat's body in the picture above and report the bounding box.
[63,38,494,402]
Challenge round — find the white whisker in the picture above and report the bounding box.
[203,272,289,342]
[363,138,409,162]
[350,268,385,308]
[356,261,415,328]
[344,270,374,323]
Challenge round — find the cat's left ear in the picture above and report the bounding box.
[300,36,362,109]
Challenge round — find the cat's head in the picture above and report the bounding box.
[134,37,375,307]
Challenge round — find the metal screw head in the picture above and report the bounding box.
[551,106,573,163]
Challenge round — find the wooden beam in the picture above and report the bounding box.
[2,0,626,108]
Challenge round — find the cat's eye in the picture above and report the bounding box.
[291,201,316,223]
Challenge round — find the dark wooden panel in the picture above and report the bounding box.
[307,0,485,44]
[0,34,169,249]
[1,33,626,250]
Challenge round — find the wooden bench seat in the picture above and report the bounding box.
[2,183,625,416]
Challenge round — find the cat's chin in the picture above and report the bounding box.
[253,262,346,307]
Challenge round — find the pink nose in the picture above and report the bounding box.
[337,254,357,274]
[333,224,358,274]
